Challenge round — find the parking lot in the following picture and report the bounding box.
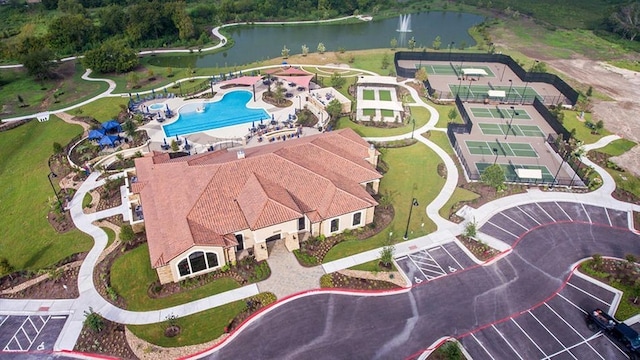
[395,242,477,286]
[0,315,67,354]
[460,273,630,359]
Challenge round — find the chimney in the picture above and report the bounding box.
[236,150,245,159]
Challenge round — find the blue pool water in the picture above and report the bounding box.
[149,103,166,111]
[163,90,269,137]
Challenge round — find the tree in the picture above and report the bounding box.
[595,120,604,134]
[609,3,640,41]
[408,36,416,51]
[57,0,85,14]
[591,254,603,270]
[414,67,428,83]
[273,83,285,105]
[330,72,346,88]
[464,219,477,238]
[586,86,593,97]
[120,224,135,244]
[122,120,136,140]
[381,53,390,69]
[0,257,15,278]
[317,42,326,54]
[83,39,139,74]
[390,37,398,50]
[379,244,395,268]
[326,99,342,121]
[281,45,290,58]
[458,40,467,50]
[530,61,547,73]
[480,164,506,191]
[47,14,95,54]
[127,72,140,89]
[432,35,442,50]
[448,108,458,122]
[21,48,58,81]
[301,44,309,56]
[53,142,64,155]
[83,308,104,333]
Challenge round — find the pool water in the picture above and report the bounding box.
[149,103,166,111]
[163,90,269,137]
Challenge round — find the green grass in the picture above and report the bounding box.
[379,90,392,101]
[428,130,454,155]
[381,109,394,117]
[111,244,240,311]
[73,97,129,122]
[82,193,92,208]
[362,109,375,117]
[128,300,246,347]
[596,139,637,157]
[561,110,610,144]
[613,282,640,320]
[101,226,116,248]
[349,259,396,272]
[609,60,640,72]
[439,187,480,219]
[606,166,640,199]
[362,89,375,101]
[337,106,431,138]
[324,142,443,262]
[432,103,462,128]
[0,117,92,273]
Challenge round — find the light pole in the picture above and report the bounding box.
[466,78,473,101]
[48,172,63,211]
[492,148,499,165]
[500,63,507,82]
[457,76,463,98]
[411,117,416,139]
[448,41,455,62]
[403,198,419,240]
[506,79,513,104]
[521,78,529,105]
[504,106,519,140]
[551,147,569,189]
[296,95,302,112]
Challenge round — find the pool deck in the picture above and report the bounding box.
[140,82,325,154]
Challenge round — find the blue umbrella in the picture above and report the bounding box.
[88,129,106,140]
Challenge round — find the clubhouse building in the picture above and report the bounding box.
[128,129,382,284]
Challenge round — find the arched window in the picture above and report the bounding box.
[177,251,220,277]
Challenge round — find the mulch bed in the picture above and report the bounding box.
[321,272,400,291]
[225,293,277,333]
[448,182,527,223]
[74,316,137,359]
[457,236,500,262]
[580,258,640,311]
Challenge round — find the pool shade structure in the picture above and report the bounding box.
[99,135,120,148]
[102,120,122,133]
[88,129,106,140]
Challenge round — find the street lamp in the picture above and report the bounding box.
[521,78,529,105]
[403,198,419,240]
[551,145,569,189]
[492,148,499,165]
[411,117,416,139]
[448,41,455,62]
[457,76,463,98]
[506,79,513,104]
[47,172,63,211]
[504,106,519,140]
[500,63,507,82]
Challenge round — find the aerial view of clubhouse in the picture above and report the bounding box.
[0,6,639,360]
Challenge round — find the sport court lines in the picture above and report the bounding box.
[478,202,630,246]
[460,275,626,360]
[3,316,50,352]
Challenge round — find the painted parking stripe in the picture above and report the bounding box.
[555,202,573,221]
[557,293,588,314]
[487,220,520,238]
[511,317,548,358]
[491,324,524,360]
[604,208,613,227]
[581,203,592,224]
[499,212,530,232]
[0,316,8,328]
[544,303,605,359]
[440,245,465,270]
[517,206,541,225]
[541,333,605,360]
[470,333,496,360]
[528,310,578,359]
[566,282,611,306]
[535,203,556,222]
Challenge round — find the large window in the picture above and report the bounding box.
[353,212,362,226]
[235,234,244,251]
[177,251,220,277]
[298,217,305,231]
[330,219,339,232]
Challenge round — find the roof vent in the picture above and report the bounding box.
[237,150,245,159]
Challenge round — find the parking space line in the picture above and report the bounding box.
[440,245,464,270]
[511,318,548,358]
[555,202,573,221]
[500,213,530,231]
[491,324,524,360]
[541,333,606,360]
[470,333,496,360]
[557,293,587,314]
[581,203,592,224]
[4,315,50,352]
[407,254,433,280]
[566,282,611,306]
[604,208,613,227]
[487,220,520,238]
[535,203,556,222]
[528,310,578,359]
[517,206,541,225]
[543,302,606,358]
[0,316,8,328]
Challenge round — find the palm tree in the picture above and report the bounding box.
[122,119,136,141]
[273,83,285,105]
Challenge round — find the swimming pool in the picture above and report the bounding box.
[149,103,166,111]
[163,91,269,137]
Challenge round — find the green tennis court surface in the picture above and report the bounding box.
[477,162,554,182]
[379,90,392,101]
[465,140,538,157]
[469,107,531,120]
[478,123,545,137]
[362,89,375,100]
[419,64,495,77]
[450,84,539,101]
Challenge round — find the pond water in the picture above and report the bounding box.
[149,11,484,69]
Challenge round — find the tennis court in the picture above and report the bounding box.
[362,89,375,100]
[476,162,555,182]
[450,84,540,102]
[419,63,495,77]
[469,107,531,120]
[465,140,538,157]
[478,123,545,137]
[379,90,392,101]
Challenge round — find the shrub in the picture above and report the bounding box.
[119,224,135,244]
[83,308,104,333]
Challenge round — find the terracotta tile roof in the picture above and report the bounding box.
[135,129,381,268]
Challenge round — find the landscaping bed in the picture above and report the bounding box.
[224,292,277,333]
[74,315,137,359]
[457,236,500,262]
[320,272,400,291]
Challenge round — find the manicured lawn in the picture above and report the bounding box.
[596,139,640,199]
[379,90,392,101]
[350,259,396,272]
[73,97,129,122]
[362,89,375,101]
[431,103,462,128]
[82,193,92,208]
[110,244,240,311]
[128,300,246,347]
[0,117,92,273]
[561,110,610,144]
[428,130,454,155]
[324,142,443,262]
[362,109,375,117]
[381,109,394,117]
[101,227,116,248]
[337,106,431,138]
[439,188,480,219]
[596,139,637,157]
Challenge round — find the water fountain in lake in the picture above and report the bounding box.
[397,14,412,32]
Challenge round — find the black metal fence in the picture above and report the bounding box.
[533,98,571,141]
[395,51,579,105]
